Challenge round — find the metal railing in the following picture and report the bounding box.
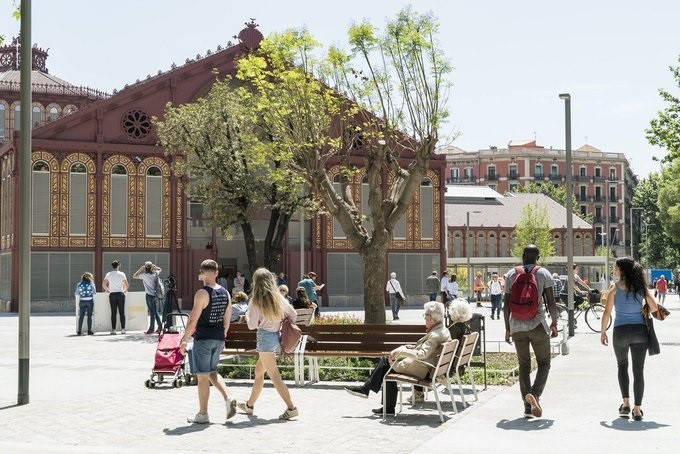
[0,80,110,99]
[549,174,563,181]
[485,173,499,181]
[508,172,519,180]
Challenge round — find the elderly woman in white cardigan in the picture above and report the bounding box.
[344,301,451,415]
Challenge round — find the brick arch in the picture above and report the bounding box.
[30,151,60,243]
[137,156,171,247]
[102,155,138,246]
[44,103,62,122]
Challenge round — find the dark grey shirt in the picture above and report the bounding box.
[504,264,554,334]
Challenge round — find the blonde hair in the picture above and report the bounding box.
[233,291,249,303]
[251,267,284,321]
[81,272,93,282]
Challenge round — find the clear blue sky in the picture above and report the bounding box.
[2,0,678,177]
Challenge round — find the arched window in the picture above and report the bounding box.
[420,178,434,240]
[63,105,77,116]
[477,233,485,257]
[14,105,20,131]
[48,107,59,122]
[332,174,346,239]
[0,104,5,139]
[584,234,593,255]
[32,106,41,127]
[361,176,371,232]
[574,234,583,256]
[453,233,462,257]
[553,234,561,256]
[145,166,162,236]
[69,163,87,235]
[500,234,509,257]
[110,165,128,236]
[32,161,50,235]
[488,233,497,257]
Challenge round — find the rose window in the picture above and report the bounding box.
[121,109,151,139]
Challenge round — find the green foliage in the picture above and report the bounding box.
[595,246,615,259]
[313,314,364,325]
[513,182,590,223]
[657,160,680,243]
[646,56,680,163]
[511,203,555,261]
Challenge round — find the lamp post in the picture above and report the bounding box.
[466,210,481,302]
[630,207,643,259]
[559,93,575,337]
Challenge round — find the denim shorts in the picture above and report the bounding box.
[256,329,281,353]
[191,338,224,374]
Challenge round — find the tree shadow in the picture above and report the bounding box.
[599,419,671,431]
[496,418,555,431]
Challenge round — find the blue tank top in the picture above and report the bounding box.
[194,286,231,340]
[613,287,646,327]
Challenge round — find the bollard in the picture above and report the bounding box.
[561,328,569,355]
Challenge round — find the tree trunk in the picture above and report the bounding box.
[361,236,389,324]
[264,211,292,273]
[241,222,259,276]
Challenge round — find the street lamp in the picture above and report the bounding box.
[630,207,643,259]
[466,210,481,302]
[559,93,575,337]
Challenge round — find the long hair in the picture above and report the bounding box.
[616,257,648,301]
[251,267,284,321]
[295,287,312,308]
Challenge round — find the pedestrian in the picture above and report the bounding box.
[474,272,485,307]
[103,260,129,335]
[656,275,667,305]
[298,271,324,316]
[233,271,246,294]
[600,257,661,421]
[276,272,288,287]
[291,286,316,310]
[133,261,163,334]
[440,271,450,305]
[386,272,405,321]
[343,301,451,415]
[238,267,299,420]
[503,244,559,418]
[488,272,504,320]
[75,272,96,336]
[447,274,459,301]
[278,284,294,305]
[425,271,440,302]
[230,291,249,323]
[181,259,236,424]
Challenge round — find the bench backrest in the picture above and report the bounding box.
[304,324,425,354]
[224,323,257,350]
[295,308,315,326]
[433,339,459,379]
[454,331,479,370]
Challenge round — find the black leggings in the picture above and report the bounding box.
[109,292,126,330]
[613,324,648,406]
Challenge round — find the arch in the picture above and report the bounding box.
[60,153,95,239]
[31,151,59,239]
[13,103,20,131]
[31,158,51,235]
[488,232,497,257]
[419,177,434,240]
[32,103,43,128]
[102,155,137,242]
[553,232,562,256]
[45,103,61,122]
[574,233,583,256]
[32,161,50,172]
[584,234,593,255]
[138,156,170,242]
[476,232,486,257]
[453,231,463,257]
[0,102,6,140]
[499,232,510,257]
[63,104,78,116]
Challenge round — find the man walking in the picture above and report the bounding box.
[487,272,504,320]
[440,271,450,305]
[425,271,440,302]
[503,245,558,418]
[180,259,235,424]
[103,260,129,335]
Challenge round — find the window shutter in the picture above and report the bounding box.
[31,252,50,300]
[393,214,407,239]
[110,174,128,235]
[32,171,50,234]
[69,173,87,235]
[420,185,434,239]
[146,176,162,236]
[48,252,70,299]
[327,253,346,295]
[0,253,12,300]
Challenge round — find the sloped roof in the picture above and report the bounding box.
[445,193,591,229]
[576,144,601,152]
[445,185,501,200]
[0,69,75,87]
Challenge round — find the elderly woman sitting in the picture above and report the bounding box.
[344,301,451,415]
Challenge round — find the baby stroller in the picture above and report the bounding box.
[144,312,191,389]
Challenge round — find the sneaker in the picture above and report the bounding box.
[523,404,533,418]
[372,407,395,416]
[279,407,299,420]
[344,386,369,399]
[226,397,237,420]
[237,401,254,416]
[490,315,495,320]
[110,330,116,335]
[76,331,82,336]
[187,412,210,424]
[121,329,126,334]
[525,393,542,418]
[87,331,94,336]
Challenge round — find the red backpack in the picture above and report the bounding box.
[508,266,541,320]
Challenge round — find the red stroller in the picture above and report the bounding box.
[144,312,191,389]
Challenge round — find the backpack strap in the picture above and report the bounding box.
[515,266,524,275]
[529,266,540,275]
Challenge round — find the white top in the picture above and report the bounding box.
[233,276,245,293]
[386,279,404,296]
[104,270,127,293]
[246,299,297,333]
[488,279,503,295]
[447,281,459,296]
[140,272,159,296]
[440,276,449,292]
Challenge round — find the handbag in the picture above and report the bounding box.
[641,298,667,356]
[389,280,405,303]
[279,317,302,354]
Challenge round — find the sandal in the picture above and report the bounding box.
[632,409,644,421]
[618,404,630,417]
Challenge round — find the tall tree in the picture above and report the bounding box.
[236,8,451,323]
[646,56,680,163]
[155,80,310,275]
[657,159,680,244]
[511,203,555,262]
[512,182,590,223]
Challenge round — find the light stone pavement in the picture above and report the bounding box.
[1,295,679,453]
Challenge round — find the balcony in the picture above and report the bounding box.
[485,173,499,181]
[608,195,619,202]
[593,216,605,224]
[593,175,606,182]
[508,172,520,180]
[608,176,619,182]
[577,195,591,202]
[447,176,476,184]
[575,174,590,182]
[609,216,619,223]
[549,174,563,181]
[533,174,544,180]
[593,195,604,203]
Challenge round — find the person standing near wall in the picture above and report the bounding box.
[133,261,163,334]
[75,272,97,336]
[425,271,440,302]
[103,260,129,335]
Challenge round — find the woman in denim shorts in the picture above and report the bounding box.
[238,268,299,420]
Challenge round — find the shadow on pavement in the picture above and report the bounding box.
[226,415,288,428]
[496,418,555,431]
[599,418,671,431]
[94,333,159,344]
[163,424,210,436]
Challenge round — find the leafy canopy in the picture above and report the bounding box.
[512,203,555,262]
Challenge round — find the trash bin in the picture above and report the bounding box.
[468,313,487,389]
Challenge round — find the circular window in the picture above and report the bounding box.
[121,109,151,139]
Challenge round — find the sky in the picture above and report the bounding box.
[1,0,678,178]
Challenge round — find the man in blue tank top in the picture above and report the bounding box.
[181,259,235,424]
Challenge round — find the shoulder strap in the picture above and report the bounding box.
[530,266,540,275]
[515,266,524,275]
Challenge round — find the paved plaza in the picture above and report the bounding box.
[1,296,679,453]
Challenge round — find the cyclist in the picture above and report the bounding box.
[573,265,592,307]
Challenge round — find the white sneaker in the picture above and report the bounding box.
[121,329,126,334]
[110,330,116,335]
[187,412,210,424]
[237,401,254,416]
[279,407,299,420]
[226,397,237,420]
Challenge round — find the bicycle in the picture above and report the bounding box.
[556,292,610,333]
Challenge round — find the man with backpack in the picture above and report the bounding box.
[503,245,559,418]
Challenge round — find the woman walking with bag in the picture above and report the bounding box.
[600,257,661,421]
[239,268,299,420]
